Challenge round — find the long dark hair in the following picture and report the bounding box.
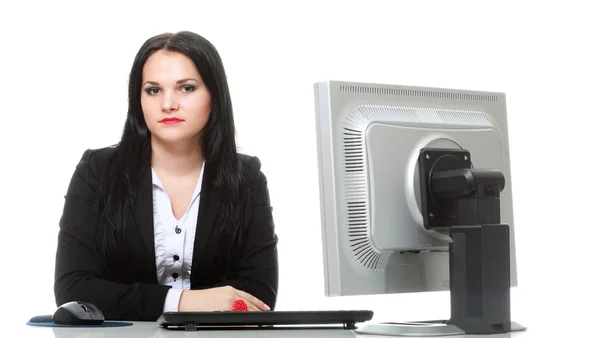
[95,31,248,266]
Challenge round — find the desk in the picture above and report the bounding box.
[21,322,539,338]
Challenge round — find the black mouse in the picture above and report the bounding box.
[53,301,105,325]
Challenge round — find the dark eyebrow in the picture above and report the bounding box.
[143,78,199,86]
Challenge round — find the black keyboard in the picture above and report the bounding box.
[157,310,374,331]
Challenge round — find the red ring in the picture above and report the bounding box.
[232,299,248,312]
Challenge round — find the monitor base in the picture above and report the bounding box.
[356,320,527,336]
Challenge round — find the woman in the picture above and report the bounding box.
[53,31,279,321]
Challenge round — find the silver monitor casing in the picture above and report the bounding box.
[313,80,518,298]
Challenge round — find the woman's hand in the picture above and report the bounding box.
[178,286,271,312]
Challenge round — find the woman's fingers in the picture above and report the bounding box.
[230,297,259,311]
[235,290,269,310]
[245,301,260,311]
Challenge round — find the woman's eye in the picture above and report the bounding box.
[145,88,160,95]
[181,85,195,92]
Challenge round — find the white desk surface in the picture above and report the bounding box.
[21,321,544,338]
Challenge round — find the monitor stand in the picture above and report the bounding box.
[356,224,527,337]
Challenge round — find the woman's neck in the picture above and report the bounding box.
[150,137,204,176]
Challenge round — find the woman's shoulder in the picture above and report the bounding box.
[75,145,118,170]
[69,145,120,187]
[237,152,259,169]
[236,152,263,175]
[64,145,119,196]
[236,152,268,188]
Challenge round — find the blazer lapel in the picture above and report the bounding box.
[134,151,158,281]
[191,165,219,277]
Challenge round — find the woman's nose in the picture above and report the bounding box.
[161,93,179,112]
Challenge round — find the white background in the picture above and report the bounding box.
[0,0,598,336]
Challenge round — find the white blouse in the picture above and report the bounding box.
[151,164,204,312]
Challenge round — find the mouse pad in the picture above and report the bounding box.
[27,315,133,327]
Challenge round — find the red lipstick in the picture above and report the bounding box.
[160,117,183,124]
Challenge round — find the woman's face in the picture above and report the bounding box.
[141,49,212,147]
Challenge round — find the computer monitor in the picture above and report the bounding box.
[313,80,526,336]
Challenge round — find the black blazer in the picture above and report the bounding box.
[53,146,278,321]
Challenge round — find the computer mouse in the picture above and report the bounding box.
[52,301,105,325]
